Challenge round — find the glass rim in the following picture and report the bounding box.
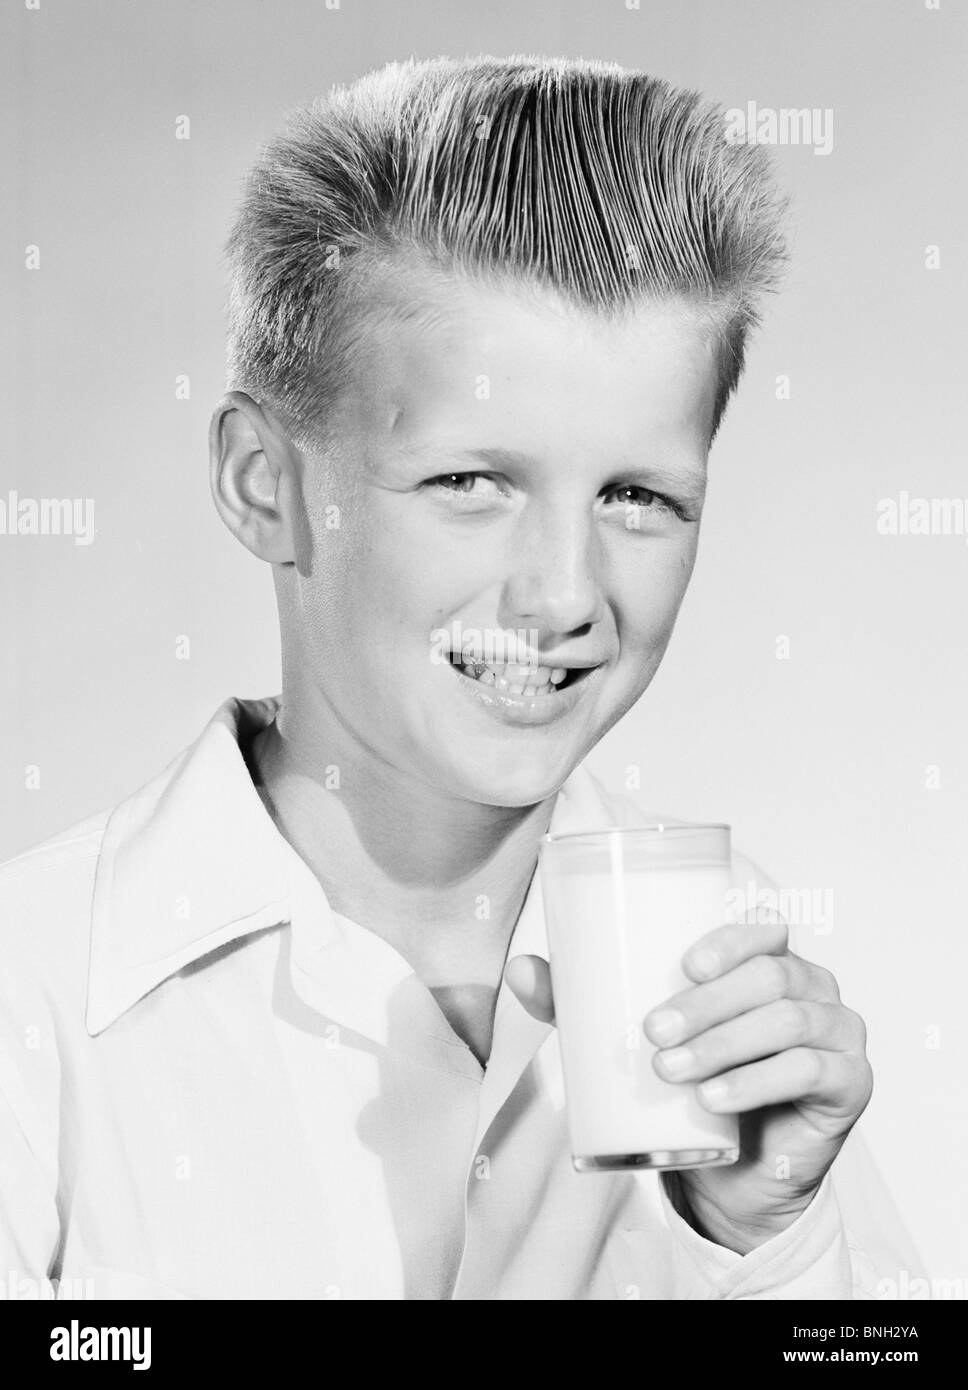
[541,822,730,846]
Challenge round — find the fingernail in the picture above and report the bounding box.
[698,1078,729,1106]
[659,1046,692,1078]
[689,947,719,979]
[645,1009,683,1045]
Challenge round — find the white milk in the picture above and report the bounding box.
[542,860,739,1166]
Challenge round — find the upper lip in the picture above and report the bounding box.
[529,656,604,669]
[452,653,605,669]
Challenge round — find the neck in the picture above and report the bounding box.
[248,696,557,989]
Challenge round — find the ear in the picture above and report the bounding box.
[209,392,299,563]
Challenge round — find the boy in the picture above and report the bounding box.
[1,56,887,1299]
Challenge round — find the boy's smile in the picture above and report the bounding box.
[283,267,720,807]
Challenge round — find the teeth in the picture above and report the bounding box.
[472,661,557,684]
[501,663,537,683]
[454,656,569,697]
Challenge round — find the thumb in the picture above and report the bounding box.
[504,953,556,1024]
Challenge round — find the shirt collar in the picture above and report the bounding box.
[85,695,619,1038]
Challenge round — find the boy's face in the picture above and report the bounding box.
[286,271,719,806]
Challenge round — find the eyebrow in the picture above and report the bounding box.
[402,444,708,498]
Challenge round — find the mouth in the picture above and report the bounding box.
[446,653,597,697]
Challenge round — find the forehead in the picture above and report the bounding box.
[337,264,721,456]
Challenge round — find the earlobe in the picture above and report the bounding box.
[209,393,297,564]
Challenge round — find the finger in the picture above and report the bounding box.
[651,999,866,1086]
[693,1048,873,1117]
[681,919,789,983]
[644,954,847,1047]
[505,953,555,1024]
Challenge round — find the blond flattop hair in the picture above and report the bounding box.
[225,55,787,444]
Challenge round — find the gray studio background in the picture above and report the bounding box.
[2,0,965,1281]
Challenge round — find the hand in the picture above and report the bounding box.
[505,917,873,1255]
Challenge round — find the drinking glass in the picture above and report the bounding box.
[539,824,741,1171]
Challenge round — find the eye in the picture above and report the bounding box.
[600,484,687,520]
[431,473,484,494]
[424,472,509,504]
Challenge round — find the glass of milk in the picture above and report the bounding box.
[539,824,740,1172]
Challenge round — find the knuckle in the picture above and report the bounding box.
[846,1055,874,1110]
[777,998,810,1045]
[753,954,787,998]
[845,1007,868,1050]
[815,965,841,1001]
[859,1060,875,1106]
[798,1048,825,1091]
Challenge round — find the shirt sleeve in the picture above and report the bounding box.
[813,1126,929,1299]
[656,1167,857,1299]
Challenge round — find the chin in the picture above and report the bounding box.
[455,755,576,810]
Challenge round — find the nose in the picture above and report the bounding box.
[499,504,606,638]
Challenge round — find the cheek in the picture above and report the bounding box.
[614,539,698,648]
[297,511,447,665]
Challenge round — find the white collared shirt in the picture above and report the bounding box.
[0,697,915,1299]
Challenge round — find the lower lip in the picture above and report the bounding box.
[450,662,604,726]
